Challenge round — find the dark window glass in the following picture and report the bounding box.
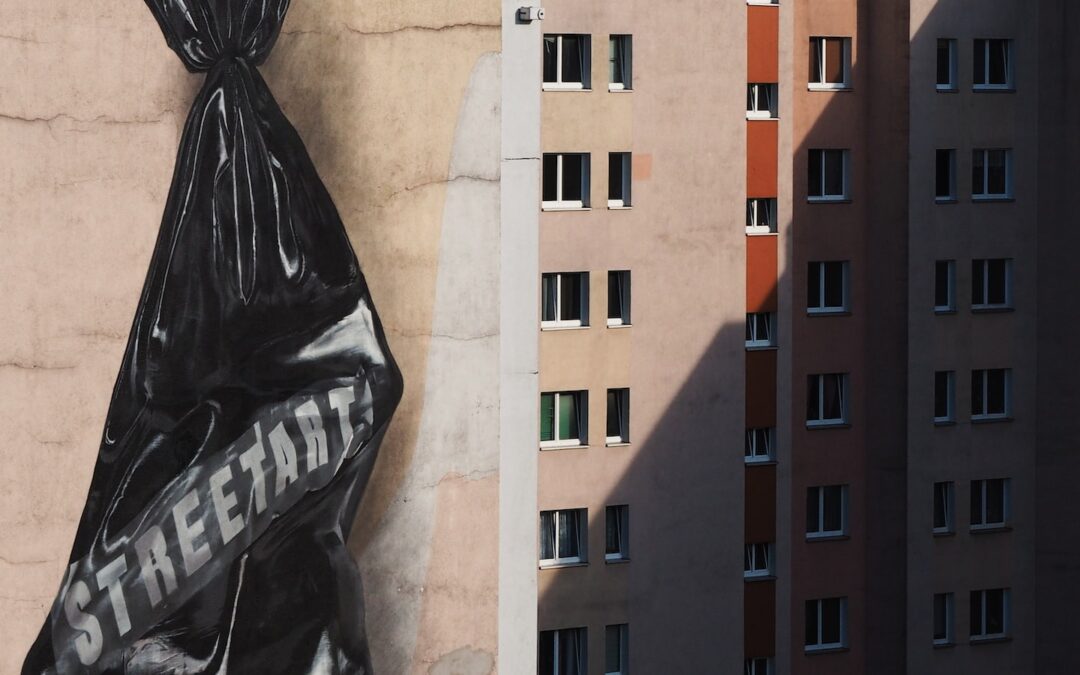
[934,594,949,641]
[972,150,985,194]
[934,482,949,529]
[987,150,1008,194]
[810,40,822,83]
[541,274,557,322]
[970,591,984,635]
[935,372,951,419]
[808,150,823,196]
[605,625,623,673]
[538,630,556,675]
[936,39,952,86]
[805,601,818,645]
[823,262,844,307]
[543,36,558,83]
[988,41,1008,85]
[974,41,987,85]
[806,488,819,533]
[606,390,627,439]
[608,273,621,320]
[608,153,627,201]
[558,393,579,441]
[822,487,843,532]
[540,393,555,442]
[821,598,842,644]
[935,261,952,308]
[823,150,844,196]
[559,274,581,322]
[542,155,558,202]
[557,510,580,558]
[562,155,583,202]
[987,259,1007,304]
[561,35,584,84]
[936,149,953,198]
[807,376,820,422]
[986,589,1004,634]
[987,479,1005,523]
[973,260,987,305]
[821,374,843,420]
[972,371,985,415]
[824,38,844,82]
[987,369,1006,414]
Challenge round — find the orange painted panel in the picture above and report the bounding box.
[747,5,779,82]
[744,577,776,657]
[746,234,778,312]
[747,120,778,198]
[745,349,777,428]
[745,463,777,542]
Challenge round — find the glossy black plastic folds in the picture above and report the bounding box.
[22,1,402,673]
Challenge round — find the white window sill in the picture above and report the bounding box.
[933,640,956,649]
[970,523,1010,534]
[608,85,632,93]
[933,418,956,427]
[744,573,777,582]
[542,205,592,212]
[936,85,958,93]
[805,420,850,429]
[934,307,957,315]
[606,436,629,445]
[745,228,779,236]
[539,442,588,451]
[543,84,589,92]
[605,554,630,563]
[971,195,1014,203]
[971,304,1013,313]
[605,441,631,448]
[972,85,1015,93]
[539,560,588,570]
[971,415,1012,424]
[806,532,849,541]
[807,84,852,92]
[807,196,852,204]
[540,324,588,331]
[746,113,779,121]
[744,457,777,465]
[746,343,778,351]
[807,307,850,316]
[932,528,955,537]
[804,644,848,654]
[935,196,958,204]
[746,1,779,5]
[970,635,1011,645]
[606,320,631,328]
[607,201,632,210]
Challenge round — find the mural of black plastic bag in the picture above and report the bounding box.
[22,1,403,673]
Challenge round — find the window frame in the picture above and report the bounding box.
[605,388,630,445]
[744,542,775,579]
[541,272,589,329]
[936,38,958,92]
[539,508,588,567]
[973,38,1015,91]
[971,258,1013,310]
[934,592,955,646]
[806,484,849,540]
[746,198,778,234]
[806,373,849,427]
[969,588,1011,642]
[808,37,852,90]
[804,597,849,652]
[607,152,632,208]
[542,153,591,210]
[747,83,779,119]
[807,261,850,314]
[934,370,955,424]
[604,624,629,675]
[746,312,778,349]
[970,368,1012,421]
[971,148,1014,201]
[607,270,632,327]
[744,657,774,675]
[933,481,955,535]
[970,478,1010,531]
[605,505,630,562]
[934,260,956,313]
[745,427,776,464]
[935,148,957,202]
[539,627,589,675]
[807,149,850,202]
[608,35,632,92]
[540,390,588,448]
[543,34,592,91]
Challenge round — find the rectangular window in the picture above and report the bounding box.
[936,149,956,201]
[807,261,849,313]
[934,260,956,313]
[934,371,955,423]
[806,485,848,538]
[543,153,591,209]
[540,391,588,448]
[970,478,1010,530]
[807,374,848,427]
[937,38,957,91]
[539,509,587,566]
[972,149,1013,200]
[541,272,588,328]
[604,624,628,675]
[744,542,775,579]
[745,427,775,463]
[539,627,588,675]
[970,588,1010,640]
[606,388,630,444]
[809,37,851,89]
[971,369,1011,420]
[747,83,779,119]
[745,312,777,348]
[971,259,1012,309]
[973,39,1014,90]
[746,198,778,234]
[543,34,591,90]
[608,152,632,207]
[808,149,849,201]
[933,481,955,534]
[607,271,631,326]
[605,505,629,562]
[805,597,848,651]
[609,35,632,91]
[934,593,955,646]
[745,657,774,675]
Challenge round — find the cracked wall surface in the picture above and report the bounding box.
[0,1,504,673]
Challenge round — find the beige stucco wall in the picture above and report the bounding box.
[0,1,507,673]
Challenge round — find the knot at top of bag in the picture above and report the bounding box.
[144,0,291,72]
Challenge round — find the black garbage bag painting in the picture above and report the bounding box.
[22,1,403,673]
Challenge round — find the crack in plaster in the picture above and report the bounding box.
[0,112,177,127]
[389,329,497,342]
[386,174,498,202]
[0,361,76,371]
[283,22,499,39]
[416,469,497,493]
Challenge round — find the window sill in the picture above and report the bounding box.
[970,635,1011,645]
[605,557,631,565]
[744,458,778,466]
[935,86,958,93]
[806,533,850,542]
[539,443,589,452]
[746,344,779,352]
[972,86,1015,93]
[933,641,956,649]
[539,561,588,570]
[971,196,1015,204]
[608,86,633,93]
[542,85,590,92]
[746,114,780,121]
[933,308,957,315]
[606,322,632,329]
[746,1,779,6]
[540,324,588,331]
[807,84,853,92]
[605,441,631,448]
[971,415,1013,425]
[971,305,1014,314]
[541,205,592,212]
[933,419,957,427]
[607,204,633,210]
[807,309,851,317]
[805,421,851,430]
[932,529,955,538]
[745,230,779,236]
[935,197,958,204]
[807,197,852,204]
[804,645,849,655]
[744,574,776,582]
[970,524,1011,535]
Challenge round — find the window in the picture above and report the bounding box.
[809,37,851,89]
[807,261,849,313]
[807,374,848,427]
[971,369,1011,420]
[744,542,775,579]
[543,34,591,90]
[934,593,955,646]
[934,260,956,313]
[933,481,955,534]
[805,597,848,651]
[808,149,849,201]
[605,505,629,561]
[972,259,1012,309]
[746,198,778,234]
[973,39,1014,90]
[605,624,628,675]
[972,149,1012,200]
[936,39,957,91]
[935,149,956,201]
[539,627,588,675]
[745,428,775,463]
[542,272,588,328]
[608,153,632,207]
[609,35,632,91]
[806,485,848,538]
[606,389,630,444]
[540,391,587,448]
[970,478,1010,530]
[607,271,631,326]
[543,153,591,209]
[539,509,587,566]
[745,657,774,675]
[747,83,778,119]
[934,371,955,423]
[746,312,777,348]
[970,589,1010,641]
